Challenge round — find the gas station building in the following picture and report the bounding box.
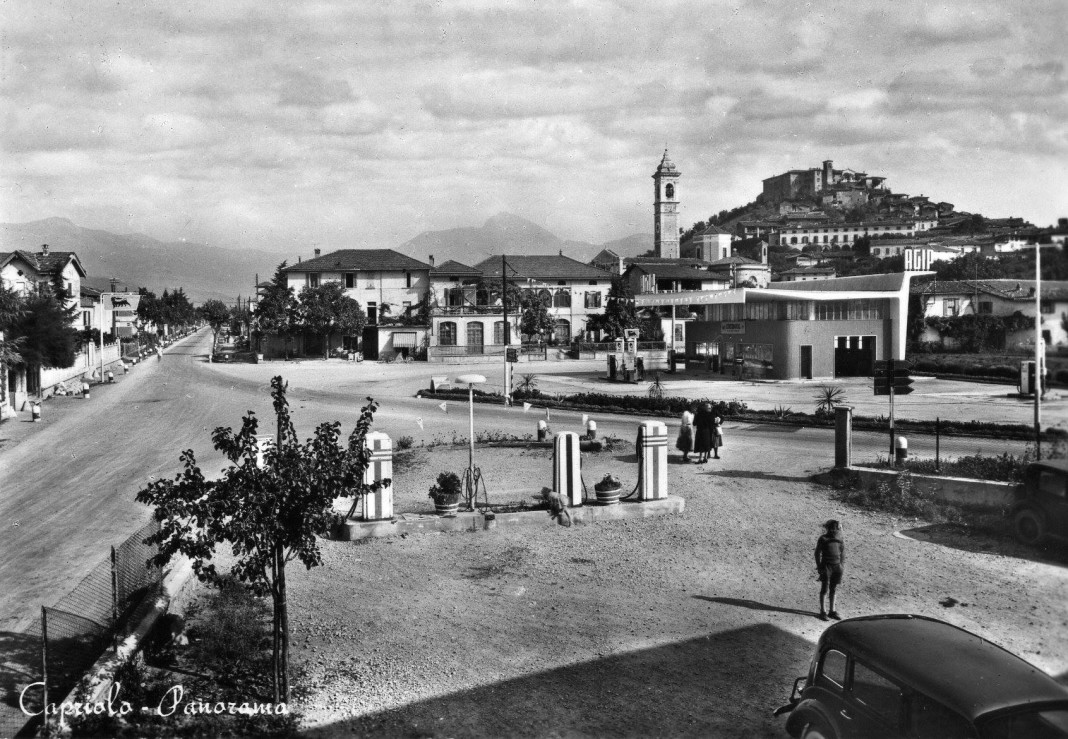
[636,273,927,380]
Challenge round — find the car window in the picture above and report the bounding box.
[817,649,847,688]
[981,708,1068,739]
[910,693,976,738]
[852,661,903,722]
[1037,471,1067,499]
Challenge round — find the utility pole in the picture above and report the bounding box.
[502,255,510,406]
[1035,244,1043,460]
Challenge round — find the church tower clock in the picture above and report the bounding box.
[652,150,681,259]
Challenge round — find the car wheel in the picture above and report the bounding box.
[801,720,837,739]
[1014,508,1047,546]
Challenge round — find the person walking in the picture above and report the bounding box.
[676,406,695,462]
[711,416,724,460]
[693,402,714,464]
[156,346,163,362]
[815,519,845,621]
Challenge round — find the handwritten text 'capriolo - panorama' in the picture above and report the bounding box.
[21,682,288,720]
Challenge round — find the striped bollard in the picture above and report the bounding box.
[638,420,668,501]
[552,432,582,507]
[362,432,393,521]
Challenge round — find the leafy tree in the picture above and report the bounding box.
[6,283,79,368]
[589,276,639,340]
[254,262,300,357]
[199,299,232,355]
[136,377,389,704]
[136,288,162,333]
[297,282,366,358]
[933,252,1004,281]
[519,291,553,341]
[0,285,26,378]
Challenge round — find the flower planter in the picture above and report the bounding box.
[434,500,460,516]
[594,485,622,506]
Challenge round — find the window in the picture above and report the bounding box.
[309,273,320,288]
[588,280,598,286]
[553,319,571,344]
[439,322,457,346]
[584,292,602,309]
[943,298,959,317]
[1041,301,1054,314]
[466,322,484,348]
[345,273,355,289]
[406,272,412,288]
[978,301,993,314]
[1037,471,1066,498]
[402,301,412,316]
[553,291,571,308]
[851,662,903,722]
[817,649,847,688]
[494,320,510,345]
[365,271,376,288]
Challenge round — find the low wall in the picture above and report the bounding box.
[817,466,1020,510]
[40,343,123,392]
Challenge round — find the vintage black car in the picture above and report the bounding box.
[775,614,1068,738]
[1012,459,1068,546]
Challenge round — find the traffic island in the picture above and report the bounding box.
[333,495,686,542]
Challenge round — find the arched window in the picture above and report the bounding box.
[553,290,571,308]
[554,319,571,344]
[801,237,809,244]
[466,322,484,350]
[665,183,674,199]
[439,322,457,346]
[791,237,798,245]
[538,289,552,307]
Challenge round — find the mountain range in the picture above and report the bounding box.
[0,218,277,304]
[0,215,651,303]
[396,212,651,267]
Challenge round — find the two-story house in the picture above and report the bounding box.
[281,248,432,359]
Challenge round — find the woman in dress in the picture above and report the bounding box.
[711,416,723,460]
[676,405,695,462]
[693,402,714,463]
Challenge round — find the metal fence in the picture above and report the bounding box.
[853,424,1036,469]
[0,519,161,738]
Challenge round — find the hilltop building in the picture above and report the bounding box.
[761,160,887,205]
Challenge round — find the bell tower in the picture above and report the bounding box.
[652,150,681,259]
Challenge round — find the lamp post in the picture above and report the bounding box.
[455,373,486,510]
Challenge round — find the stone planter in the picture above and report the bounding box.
[433,495,461,516]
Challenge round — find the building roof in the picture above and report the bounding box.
[625,257,711,267]
[912,279,1068,301]
[772,272,911,293]
[778,267,837,276]
[653,149,679,176]
[82,277,139,292]
[625,263,732,281]
[32,248,86,278]
[282,249,431,273]
[706,256,766,268]
[697,223,731,236]
[431,259,482,277]
[475,254,612,281]
[822,615,1068,721]
[590,248,620,263]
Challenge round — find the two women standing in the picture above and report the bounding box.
[689,403,723,464]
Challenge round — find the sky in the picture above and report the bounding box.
[1,1,1066,254]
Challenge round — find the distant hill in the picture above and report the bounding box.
[397,212,651,266]
[0,218,278,304]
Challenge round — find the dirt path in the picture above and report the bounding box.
[215,445,1068,737]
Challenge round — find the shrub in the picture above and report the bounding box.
[834,470,941,519]
[428,471,463,503]
[397,435,414,450]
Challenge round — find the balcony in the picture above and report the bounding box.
[430,304,505,316]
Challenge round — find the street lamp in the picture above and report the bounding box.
[455,373,486,510]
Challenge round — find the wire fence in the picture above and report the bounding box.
[853,424,1037,469]
[0,519,161,739]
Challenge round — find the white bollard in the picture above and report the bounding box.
[106,370,114,383]
[552,432,582,507]
[537,419,549,442]
[362,431,394,521]
[31,402,42,422]
[586,419,597,440]
[81,381,91,400]
[638,420,668,500]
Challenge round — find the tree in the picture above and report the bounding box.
[136,377,389,704]
[519,291,553,342]
[254,262,300,357]
[590,276,639,340]
[0,286,26,401]
[297,282,366,358]
[6,283,79,369]
[199,299,231,355]
[934,252,1003,281]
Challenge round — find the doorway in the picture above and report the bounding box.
[800,345,813,379]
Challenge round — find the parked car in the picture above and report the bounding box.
[774,614,1068,738]
[1011,459,1068,546]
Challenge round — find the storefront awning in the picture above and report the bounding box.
[392,332,417,347]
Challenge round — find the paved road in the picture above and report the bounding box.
[0,337,1044,634]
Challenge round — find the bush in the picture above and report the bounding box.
[834,470,943,519]
[429,471,463,503]
[397,435,414,450]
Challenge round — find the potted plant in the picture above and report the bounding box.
[593,473,623,506]
[428,471,463,515]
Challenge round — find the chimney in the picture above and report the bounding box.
[429,255,435,268]
[618,255,624,276]
[314,248,321,258]
[41,243,49,256]
[298,256,301,263]
[110,281,118,292]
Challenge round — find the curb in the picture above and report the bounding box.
[335,496,686,541]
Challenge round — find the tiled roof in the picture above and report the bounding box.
[33,249,85,277]
[475,255,612,281]
[698,223,731,236]
[283,249,431,273]
[431,259,482,277]
[625,257,711,267]
[707,256,765,267]
[774,273,910,293]
[912,279,1068,301]
[590,248,620,262]
[779,267,837,275]
[626,263,732,281]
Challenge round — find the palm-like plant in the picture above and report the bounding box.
[514,373,539,395]
[647,372,665,399]
[814,385,847,415]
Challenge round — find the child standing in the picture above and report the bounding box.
[815,520,845,621]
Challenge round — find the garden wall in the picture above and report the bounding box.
[821,467,1020,510]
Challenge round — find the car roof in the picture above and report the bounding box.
[820,615,1068,719]
[1027,459,1068,475]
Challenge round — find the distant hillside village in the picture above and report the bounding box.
[3,151,1067,412]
